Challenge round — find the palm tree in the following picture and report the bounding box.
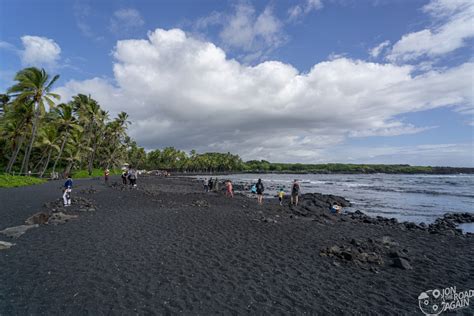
[37,124,60,177]
[1,100,35,173]
[7,67,60,174]
[51,103,82,174]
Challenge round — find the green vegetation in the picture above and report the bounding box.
[0,173,46,188]
[1,67,145,178]
[72,169,122,179]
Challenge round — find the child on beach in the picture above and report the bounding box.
[250,184,257,194]
[278,187,285,205]
[331,202,342,214]
[63,174,73,207]
[225,180,234,198]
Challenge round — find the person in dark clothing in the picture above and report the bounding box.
[208,178,213,192]
[121,170,128,185]
[291,179,300,206]
[256,178,264,205]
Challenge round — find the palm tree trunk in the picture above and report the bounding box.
[52,131,68,173]
[21,102,40,175]
[40,148,52,178]
[33,150,47,172]
[5,135,25,173]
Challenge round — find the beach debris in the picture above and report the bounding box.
[0,224,39,238]
[25,212,51,225]
[191,200,210,207]
[47,212,78,225]
[0,240,16,250]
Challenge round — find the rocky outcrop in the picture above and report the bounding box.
[0,224,39,238]
[47,212,78,225]
[320,236,413,271]
[0,240,16,250]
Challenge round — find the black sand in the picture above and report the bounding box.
[0,176,473,315]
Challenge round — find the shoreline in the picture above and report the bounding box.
[1,176,473,314]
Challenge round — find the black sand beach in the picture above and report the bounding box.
[1,176,473,315]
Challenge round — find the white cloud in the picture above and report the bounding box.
[369,40,390,58]
[20,35,61,67]
[55,28,473,163]
[195,3,286,63]
[109,8,145,35]
[288,0,323,21]
[387,0,474,62]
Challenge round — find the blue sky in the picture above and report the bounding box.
[1,0,473,166]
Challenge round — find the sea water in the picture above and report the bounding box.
[198,173,474,224]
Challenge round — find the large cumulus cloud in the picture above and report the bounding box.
[55,28,473,162]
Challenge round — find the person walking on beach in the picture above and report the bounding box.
[213,177,219,192]
[121,169,128,185]
[203,178,209,192]
[256,178,264,205]
[291,179,300,206]
[208,178,213,192]
[128,166,137,187]
[225,180,234,198]
[63,174,73,207]
[104,168,110,184]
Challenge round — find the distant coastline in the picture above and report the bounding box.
[179,164,474,175]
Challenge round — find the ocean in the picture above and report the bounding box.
[197,173,474,227]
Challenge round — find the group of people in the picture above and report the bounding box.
[252,178,300,206]
[203,178,235,198]
[120,166,138,187]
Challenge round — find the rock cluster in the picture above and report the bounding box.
[191,200,210,208]
[320,236,413,271]
[0,224,39,238]
[44,197,96,212]
[347,210,473,236]
[287,193,351,218]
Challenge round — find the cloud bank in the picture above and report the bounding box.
[55,28,473,163]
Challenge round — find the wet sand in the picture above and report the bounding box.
[0,176,473,315]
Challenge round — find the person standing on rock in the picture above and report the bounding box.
[256,178,264,205]
[63,174,73,207]
[291,179,300,206]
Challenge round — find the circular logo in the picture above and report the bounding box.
[418,290,445,316]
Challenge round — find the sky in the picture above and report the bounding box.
[0,0,473,167]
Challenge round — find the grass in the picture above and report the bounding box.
[72,169,122,179]
[0,173,46,188]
